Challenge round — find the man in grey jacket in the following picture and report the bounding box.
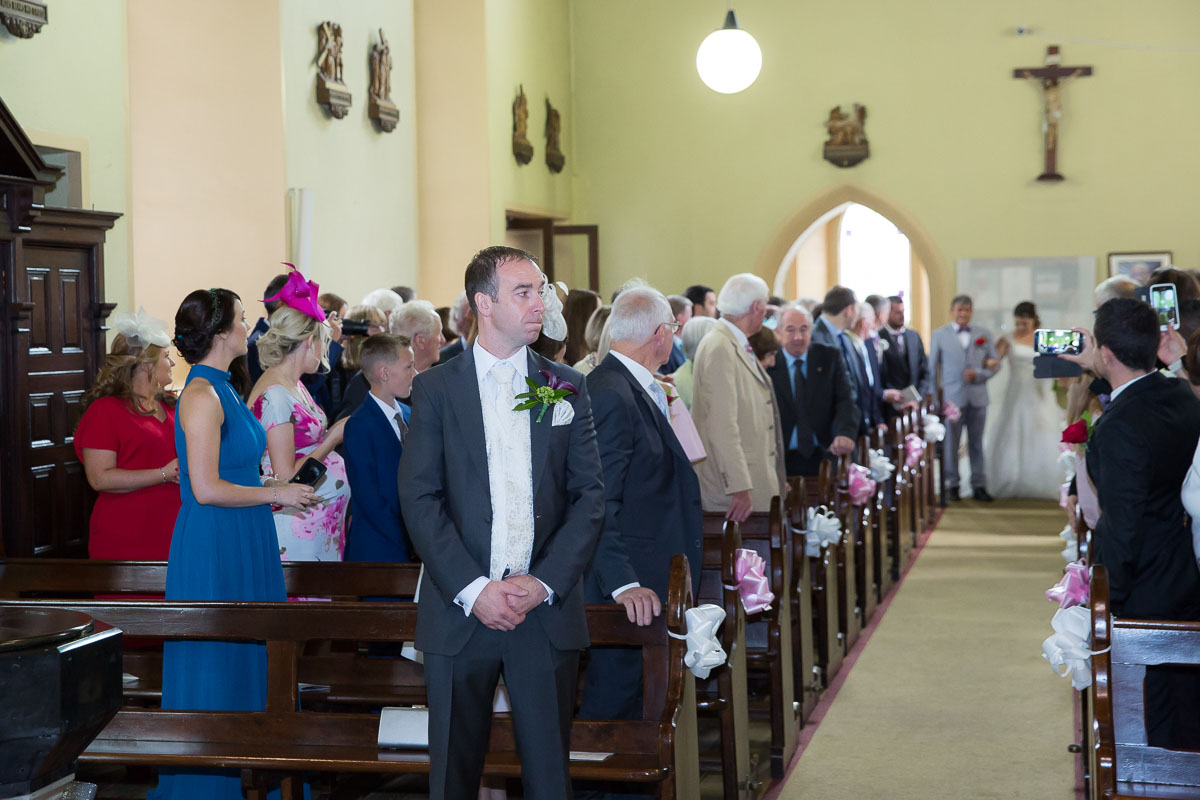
[928,295,1000,501]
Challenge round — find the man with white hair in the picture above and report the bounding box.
[390,299,446,372]
[440,290,475,363]
[1094,275,1140,307]
[673,315,720,409]
[361,287,405,321]
[850,301,904,430]
[578,287,703,750]
[692,273,785,520]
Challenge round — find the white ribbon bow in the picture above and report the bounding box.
[1059,524,1078,563]
[868,448,896,483]
[923,415,946,443]
[1041,605,1104,690]
[110,306,171,349]
[804,505,843,557]
[667,604,728,679]
[1056,446,1077,481]
[540,280,570,341]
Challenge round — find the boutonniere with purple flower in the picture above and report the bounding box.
[514,369,578,423]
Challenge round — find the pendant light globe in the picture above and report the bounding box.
[696,10,762,94]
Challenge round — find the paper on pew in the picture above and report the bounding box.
[377,707,430,749]
[569,752,614,761]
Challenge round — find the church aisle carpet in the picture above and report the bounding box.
[772,500,1077,800]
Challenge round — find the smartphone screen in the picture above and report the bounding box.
[1034,329,1082,356]
[1149,283,1180,331]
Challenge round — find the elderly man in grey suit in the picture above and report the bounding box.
[928,294,1000,502]
[399,246,604,799]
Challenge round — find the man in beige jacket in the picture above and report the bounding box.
[692,273,786,521]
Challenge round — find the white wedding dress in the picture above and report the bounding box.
[978,340,1066,499]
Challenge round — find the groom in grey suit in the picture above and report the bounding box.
[398,246,604,799]
[928,295,1000,501]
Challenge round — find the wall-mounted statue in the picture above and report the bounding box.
[545,98,564,173]
[0,0,47,38]
[316,21,351,120]
[512,86,533,165]
[823,104,869,168]
[369,28,399,133]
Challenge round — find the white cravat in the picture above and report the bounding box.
[483,361,535,582]
[956,324,971,350]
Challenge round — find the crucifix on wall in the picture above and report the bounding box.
[1012,45,1093,182]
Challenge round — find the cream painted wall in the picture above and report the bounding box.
[127,0,287,344]
[0,0,132,314]
[570,0,1200,324]
[485,0,573,240]
[281,0,418,307]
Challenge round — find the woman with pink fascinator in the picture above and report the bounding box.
[247,269,351,562]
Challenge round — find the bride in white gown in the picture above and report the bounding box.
[979,302,1065,499]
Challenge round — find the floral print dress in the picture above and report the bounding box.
[252,383,350,561]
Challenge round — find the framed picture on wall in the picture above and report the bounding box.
[1108,251,1172,283]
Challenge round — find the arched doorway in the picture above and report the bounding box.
[755,185,949,340]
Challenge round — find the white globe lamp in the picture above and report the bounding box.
[696,10,763,94]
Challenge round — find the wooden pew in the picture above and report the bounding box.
[870,426,896,599]
[1089,566,1200,800]
[1,556,698,800]
[739,498,799,777]
[884,422,910,584]
[830,454,862,652]
[785,477,819,721]
[697,516,754,800]
[812,459,846,685]
[853,437,880,625]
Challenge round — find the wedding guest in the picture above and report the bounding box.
[810,285,862,416]
[532,331,568,362]
[564,288,602,366]
[692,273,785,521]
[573,305,613,375]
[246,272,288,383]
[1074,298,1200,749]
[1148,266,1200,302]
[879,294,930,398]
[1094,275,1139,305]
[361,287,405,323]
[851,301,904,429]
[75,309,180,561]
[150,288,316,799]
[334,305,386,419]
[929,295,1000,502]
[341,300,445,420]
[578,287,702,797]
[673,315,719,409]
[684,284,717,318]
[436,305,455,343]
[391,285,417,303]
[249,299,350,562]
[748,327,780,370]
[344,334,417,563]
[439,291,475,363]
[300,291,346,418]
[767,304,859,477]
[659,294,691,373]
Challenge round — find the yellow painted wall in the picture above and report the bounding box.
[0,0,132,314]
[127,0,287,339]
[281,0,419,306]
[570,0,1200,324]
[485,0,573,239]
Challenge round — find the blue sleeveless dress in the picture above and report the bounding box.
[149,364,286,799]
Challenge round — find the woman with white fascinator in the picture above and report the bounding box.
[74,307,182,561]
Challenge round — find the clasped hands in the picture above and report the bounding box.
[472,574,548,631]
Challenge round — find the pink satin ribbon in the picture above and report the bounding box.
[1058,481,1071,510]
[1046,560,1090,608]
[904,432,925,468]
[847,463,877,506]
[729,548,774,615]
[942,400,962,423]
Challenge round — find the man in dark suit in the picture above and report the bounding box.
[343,334,416,563]
[878,294,930,398]
[578,288,703,765]
[767,304,860,476]
[398,246,604,800]
[1077,297,1200,750]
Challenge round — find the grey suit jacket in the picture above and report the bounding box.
[928,324,999,408]
[397,346,605,656]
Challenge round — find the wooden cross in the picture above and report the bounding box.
[1012,45,1093,182]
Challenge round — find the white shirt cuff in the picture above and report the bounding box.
[534,576,555,605]
[454,576,490,617]
[611,582,641,600]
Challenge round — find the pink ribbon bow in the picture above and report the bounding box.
[730,548,774,615]
[264,263,326,322]
[904,432,925,468]
[1045,560,1090,608]
[942,400,962,423]
[847,463,877,506]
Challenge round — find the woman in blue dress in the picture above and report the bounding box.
[150,288,317,800]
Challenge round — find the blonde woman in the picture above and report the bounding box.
[75,309,181,560]
[249,305,350,561]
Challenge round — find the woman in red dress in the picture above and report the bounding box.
[74,309,181,560]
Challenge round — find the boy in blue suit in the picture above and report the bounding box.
[343,334,417,562]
